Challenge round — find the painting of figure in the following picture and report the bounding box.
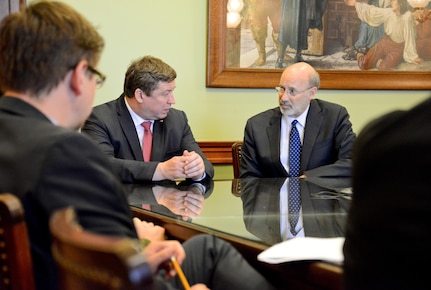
[229,0,431,71]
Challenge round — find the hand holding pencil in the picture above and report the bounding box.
[170,256,210,290]
[142,240,209,290]
[171,256,190,290]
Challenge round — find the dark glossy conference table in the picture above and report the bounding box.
[126,177,352,290]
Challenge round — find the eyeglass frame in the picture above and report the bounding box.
[87,65,106,88]
[275,85,314,97]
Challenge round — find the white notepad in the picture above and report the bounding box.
[257,237,345,264]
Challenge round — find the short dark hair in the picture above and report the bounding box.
[123,55,176,98]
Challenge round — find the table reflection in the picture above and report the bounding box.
[126,179,214,221]
[127,178,349,290]
[126,177,352,247]
[240,177,352,244]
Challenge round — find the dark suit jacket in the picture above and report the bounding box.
[82,95,214,183]
[343,97,431,290]
[240,99,356,178]
[0,97,137,290]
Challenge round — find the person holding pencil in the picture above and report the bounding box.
[138,231,276,290]
[0,2,276,290]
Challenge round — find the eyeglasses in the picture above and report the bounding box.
[275,85,313,97]
[87,66,106,88]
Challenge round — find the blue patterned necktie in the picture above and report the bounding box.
[289,120,301,177]
[288,120,302,235]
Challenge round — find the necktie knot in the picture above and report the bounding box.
[142,121,151,132]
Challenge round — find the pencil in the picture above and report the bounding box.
[170,256,190,290]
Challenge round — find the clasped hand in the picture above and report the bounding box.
[153,186,205,220]
[155,150,205,180]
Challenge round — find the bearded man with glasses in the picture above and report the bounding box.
[240,62,356,178]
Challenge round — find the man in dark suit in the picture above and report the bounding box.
[343,97,431,290]
[82,56,214,183]
[0,3,275,290]
[240,62,356,178]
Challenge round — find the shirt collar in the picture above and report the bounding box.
[124,96,153,127]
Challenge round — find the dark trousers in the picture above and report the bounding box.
[162,234,276,290]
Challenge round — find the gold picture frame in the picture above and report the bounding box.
[206,0,431,90]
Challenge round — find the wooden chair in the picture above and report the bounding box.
[231,142,243,196]
[0,193,36,290]
[49,207,153,290]
[231,142,243,178]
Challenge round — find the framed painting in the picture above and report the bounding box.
[206,0,431,89]
[0,0,26,22]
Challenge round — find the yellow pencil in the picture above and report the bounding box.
[171,256,190,290]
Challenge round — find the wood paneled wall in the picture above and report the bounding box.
[198,141,240,165]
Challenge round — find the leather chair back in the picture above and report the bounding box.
[231,142,243,196]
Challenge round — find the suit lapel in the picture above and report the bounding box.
[302,100,323,172]
[267,109,288,175]
[116,97,144,161]
[150,120,165,161]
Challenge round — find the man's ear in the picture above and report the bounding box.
[309,87,317,100]
[70,60,88,96]
[134,88,146,104]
